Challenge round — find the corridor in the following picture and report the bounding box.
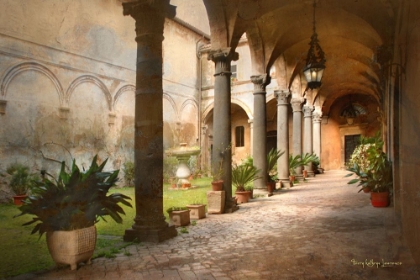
[17,170,420,280]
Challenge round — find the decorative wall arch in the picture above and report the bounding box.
[163,92,179,120]
[180,98,198,112]
[114,84,136,108]
[66,75,112,111]
[0,62,64,104]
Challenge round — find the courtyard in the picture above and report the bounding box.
[12,170,420,280]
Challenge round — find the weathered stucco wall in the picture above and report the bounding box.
[0,0,203,194]
[397,0,420,265]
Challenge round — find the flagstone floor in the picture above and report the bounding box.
[13,170,420,280]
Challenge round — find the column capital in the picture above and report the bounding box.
[123,0,176,41]
[207,48,239,63]
[208,48,239,76]
[251,74,270,94]
[274,89,291,105]
[313,112,322,123]
[248,118,254,124]
[303,105,314,118]
[291,97,305,112]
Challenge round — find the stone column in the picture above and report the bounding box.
[313,112,322,165]
[291,97,304,176]
[251,74,270,189]
[122,1,177,242]
[303,105,315,177]
[275,89,291,188]
[208,48,238,213]
[248,118,254,155]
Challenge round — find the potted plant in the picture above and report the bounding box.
[15,155,132,270]
[288,154,302,184]
[6,163,37,205]
[211,144,231,191]
[186,201,206,220]
[300,153,318,178]
[266,148,284,194]
[167,206,190,226]
[345,133,393,207]
[232,162,260,203]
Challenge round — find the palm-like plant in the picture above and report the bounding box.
[267,148,285,182]
[7,163,36,195]
[15,155,132,237]
[232,163,261,192]
[288,154,302,176]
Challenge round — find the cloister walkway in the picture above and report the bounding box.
[16,170,420,280]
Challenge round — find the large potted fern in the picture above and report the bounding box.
[15,155,132,270]
[266,148,284,194]
[232,162,260,203]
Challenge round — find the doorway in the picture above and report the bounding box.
[344,134,361,164]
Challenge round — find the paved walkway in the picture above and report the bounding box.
[14,170,420,279]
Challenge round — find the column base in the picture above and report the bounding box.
[307,171,315,177]
[124,225,177,243]
[281,180,292,189]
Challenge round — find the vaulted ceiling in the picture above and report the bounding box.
[202,0,398,114]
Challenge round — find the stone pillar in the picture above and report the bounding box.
[122,1,177,242]
[313,112,322,165]
[275,89,291,188]
[303,105,315,177]
[208,48,238,213]
[251,74,270,189]
[291,97,304,175]
[248,118,254,155]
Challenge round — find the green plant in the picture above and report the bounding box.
[15,155,132,237]
[300,153,318,167]
[231,163,260,192]
[166,206,188,213]
[191,220,197,226]
[179,227,189,234]
[267,148,285,182]
[6,163,37,195]
[245,185,254,192]
[288,154,302,176]
[163,155,178,183]
[345,133,393,193]
[122,161,134,187]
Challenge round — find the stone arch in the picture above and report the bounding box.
[0,62,64,104]
[66,75,112,111]
[114,84,136,109]
[202,98,253,123]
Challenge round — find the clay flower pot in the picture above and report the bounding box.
[211,180,223,191]
[370,191,389,207]
[235,191,250,203]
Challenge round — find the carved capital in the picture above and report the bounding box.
[208,48,239,76]
[303,105,314,118]
[123,0,176,41]
[274,90,291,105]
[291,97,305,112]
[251,74,271,94]
[313,112,322,123]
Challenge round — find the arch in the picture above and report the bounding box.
[180,98,198,112]
[66,75,112,111]
[0,62,64,104]
[114,84,136,108]
[202,98,253,122]
[163,92,179,120]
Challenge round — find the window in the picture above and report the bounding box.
[231,64,237,79]
[235,126,244,147]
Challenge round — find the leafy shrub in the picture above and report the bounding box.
[122,161,134,187]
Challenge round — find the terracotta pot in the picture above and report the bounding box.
[235,191,249,203]
[169,210,191,227]
[363,187,371,193]
[47,226,97,270]
[13,195,28,206]
[211,180,223,191]
[370,191,389,207]
[303,170,308,178]
[186,204,206,219]
[267,181,276,194]
[247,189,254,199]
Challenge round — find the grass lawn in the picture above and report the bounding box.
[0,177,214,278]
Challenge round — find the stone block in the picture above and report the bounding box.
[207,191,225,214]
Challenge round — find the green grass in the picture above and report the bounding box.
[0,177,213,278]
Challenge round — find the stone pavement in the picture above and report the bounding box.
[14,170,420,280]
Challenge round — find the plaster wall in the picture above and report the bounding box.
[0,0,203,191]
[397,0,420,265]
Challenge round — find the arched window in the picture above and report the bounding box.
[235,126,245,147]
